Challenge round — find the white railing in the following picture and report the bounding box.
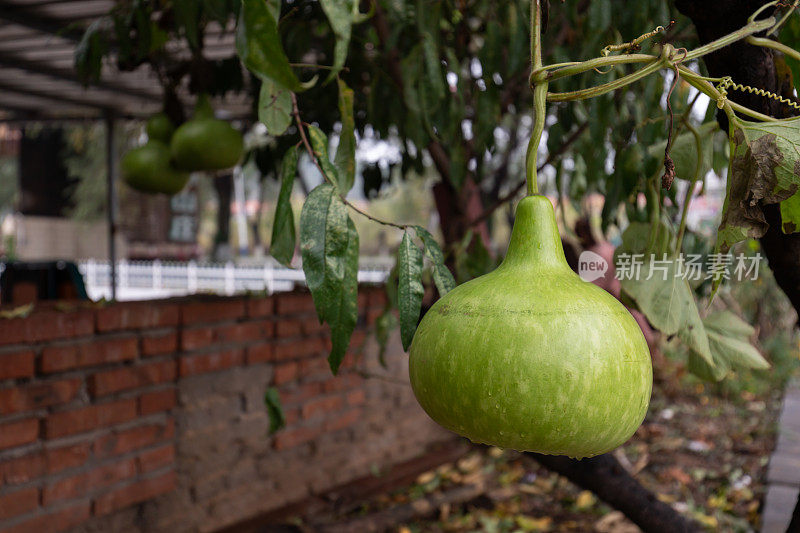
[78,258,393,301]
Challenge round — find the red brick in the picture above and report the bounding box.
[301,395,342,419]
[0,487,39,520]
[0,379,82,415]
[322,373,363,393]
[246,297,274,318]
[346,389,366,406]
[246,342,273,364]
[283,407,300,426]
[0,418,39,450]
[0,310,94,346]
[94,420,174,459]
[45,399,137,438]
[141,331,178,357]
[179,349,244,376]
[180,327,214,351]
[40,337,138,373]
[275,319,302,338]
[96,302,179,332]
[0,350,35,379]
[5,501,90,533]
[46,442,92,474]
[299,357,331,379]
[275,292,316,315]
[139,388,176,415]
[88,360,176,397]
[137,444,175,473]
[325,408,362,432]
[43,458,136,505]
[93,470,176,516]
[303,317,328,335]
[1,452,45,485]
[274,338,324,361]
[181,299,245,325]
[273,425,320,450]
[215,321,272,343]
[280,382,323,405]
[350,329,367,347]
[368,288,388,309]
[357,292,369,309]
[366,307,383,325]
[273,362,299,385]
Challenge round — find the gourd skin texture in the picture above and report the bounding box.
[146,113,175,144]
[171,119,244,172]
[409,196,652,458]
[121,141,190,195]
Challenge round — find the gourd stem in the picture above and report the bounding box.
[527,0,548,196]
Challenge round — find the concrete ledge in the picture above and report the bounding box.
[762,380,800,533]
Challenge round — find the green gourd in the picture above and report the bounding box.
[145,113,175,143]
[121,140,190,195]
[171,95,244,172]
[409,195,652,458]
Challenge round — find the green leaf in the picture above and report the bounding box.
[264,387,286,434]
[375,309,398,368]
[454,230,497,282]
[397,231,424,351]
[258,79,292,136]
[421,32,445,102]
[300,183,359,373]
[270,146,299,266]
[688,351,730,382]
[687,311,768,382]
[173,0,200,50]
[308,125,350,194]
[414,226,455,296]
[236,0,305,92]
[716,117,800,252]
[75,20,107,85]
[448,143,466,190]
[703,311,769,370]
[202,0,233,25]
[780,191,800,234]
[648,122,717,182]
[334,79,356,192]
[616,223,713,365]
[319,0,356,81]
[702,310,755,338]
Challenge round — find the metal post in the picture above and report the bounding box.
[105,113,117,301]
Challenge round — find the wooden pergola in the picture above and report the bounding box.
[0,0,252,299]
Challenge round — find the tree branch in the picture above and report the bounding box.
[469,121,589,227]
[528,453,702,533]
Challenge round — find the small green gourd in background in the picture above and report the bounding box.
[171,95,244,172]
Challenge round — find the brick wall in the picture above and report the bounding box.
[0,288,452,532]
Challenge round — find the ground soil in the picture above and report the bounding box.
[277,363,785,533]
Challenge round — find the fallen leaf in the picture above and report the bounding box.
[416,471,436,485]
[575,490,595,510]
[515,515,552,531]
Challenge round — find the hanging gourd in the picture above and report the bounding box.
[171,95,244,172]
[121,139,190,195]
[409,194,652,458]
[408,0,652,459]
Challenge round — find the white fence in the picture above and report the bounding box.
[78,259,393,301]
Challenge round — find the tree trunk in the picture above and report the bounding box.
[674,2,800,530]
[529,453,701,532]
